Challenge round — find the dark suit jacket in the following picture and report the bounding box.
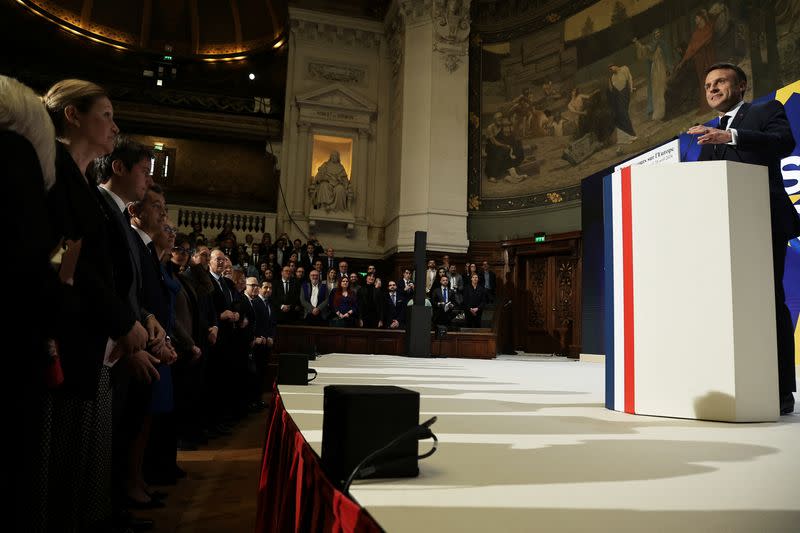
[698,100,800,240]
[478,270,497,292]
[47,143,137,398]
[132,231,170,328]
[258,297,277,339]
[2,131,64,391]
[322,256,339,274]
[272,277,301,321]
[300,282,329,318]
[97,186,147,321]
[383,291,407,326]
[300,251,317,271]
[357,285,384,324]
[463,284,488,310]
[431,286,462,310]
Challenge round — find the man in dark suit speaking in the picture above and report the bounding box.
[688,62,799,415]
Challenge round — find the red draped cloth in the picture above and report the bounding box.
[255,390,384,533]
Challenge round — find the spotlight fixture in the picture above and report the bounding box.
[273,38,285,49]
[249,73,256,80]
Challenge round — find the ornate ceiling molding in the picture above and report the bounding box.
[289,7,383,49]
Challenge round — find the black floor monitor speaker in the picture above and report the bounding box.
[277,353,317,385]
[321,385,420,488]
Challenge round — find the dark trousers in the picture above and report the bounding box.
[110,362,151,511]
[465,310,483,328]
[773,235,796,397]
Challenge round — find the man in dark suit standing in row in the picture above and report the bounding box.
[480,260,496,303]
[689,62,799,415]
[272,265,301,323]
[384,280,407,329]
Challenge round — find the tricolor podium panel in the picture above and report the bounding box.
[603,160,779,422]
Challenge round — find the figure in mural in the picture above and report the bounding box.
[309,151,351,212]
[567,87,596,137]
[484,113,527,183]
[607,64,637,143]
[633,29,674,121]
[674,10,716,111]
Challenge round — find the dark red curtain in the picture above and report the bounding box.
[255,390,383,533]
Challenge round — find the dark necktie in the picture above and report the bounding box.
[714,115,731,159]
[216,275,231,305]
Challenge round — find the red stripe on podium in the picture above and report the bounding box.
[621,166,635,414]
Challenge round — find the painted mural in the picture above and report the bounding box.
[468,0,800,211]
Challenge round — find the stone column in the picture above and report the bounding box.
[355,127,370,222]
[392,0,470,254]
[293,122,311,219]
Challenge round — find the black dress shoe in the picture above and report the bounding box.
[780,393,794,415]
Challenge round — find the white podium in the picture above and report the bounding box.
[603,161,779,422]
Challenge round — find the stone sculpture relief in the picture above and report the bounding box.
[308,151,353,212]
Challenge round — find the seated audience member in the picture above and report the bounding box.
[357,272,384,328]
[384,280,407,329]
[300,269,329,325]
[294,265,306,282]
[462,273,488,328]
[432,275,461,326]
[313,259,324,277]
[329,276,358,327]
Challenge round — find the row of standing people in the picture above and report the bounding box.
[4,75,278,533]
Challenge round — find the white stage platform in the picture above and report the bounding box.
[278,354,800,533]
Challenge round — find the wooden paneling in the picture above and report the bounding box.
[275,325,496,359]
[501,232,583,356]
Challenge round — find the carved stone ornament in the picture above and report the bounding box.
[307,61,366,85]
[289,18,381,49]
[386,12,404,77]
[397,0,434,26]
[433,0,471,73]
